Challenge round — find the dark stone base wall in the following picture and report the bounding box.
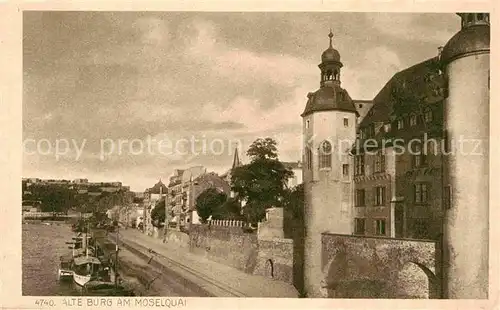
[188,224,295,285]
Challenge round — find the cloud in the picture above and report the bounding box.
[134,17,169,46]
[342,45,402,99]
[23,12,459,191]
[185,19,317,88]
[365,13,456,45]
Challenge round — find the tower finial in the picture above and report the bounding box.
[328,29,333,48]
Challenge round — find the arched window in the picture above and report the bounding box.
[319,141,332,169]
[477,13,484,21]
[327,70,333,80]
[306,146,313,170]
[467,14,473,23]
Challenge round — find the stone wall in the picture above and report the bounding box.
[321,233,440,298]
[257,208,285,239]
[189,224,259,273]
[165,229,190,249]
[189,223,296,286]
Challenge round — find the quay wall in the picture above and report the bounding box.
[188,224,295,286]
[189,225,259,273]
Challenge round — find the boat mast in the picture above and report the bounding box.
[115,224,119,288]
[85,222,89,258]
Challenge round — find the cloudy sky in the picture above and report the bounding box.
[23,11,459,191]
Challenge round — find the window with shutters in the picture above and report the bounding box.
[355,155,365,176]
[355,189,365,207]
[374,186,386,206]
[375,219,386,235]
[374,151,386,173]
[355,218,366,235]
[414,183,429,204]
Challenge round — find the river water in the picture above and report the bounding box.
[22,222,80,296]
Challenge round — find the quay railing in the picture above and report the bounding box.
[207,219,245,227]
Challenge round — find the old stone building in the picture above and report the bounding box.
[143,179,167,236]
[166,166,206,230]
[353,56,446,240]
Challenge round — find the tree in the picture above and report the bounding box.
[32,185,75,214]
[213,197,243,220]
[196,188,227,223]
[151,198,165,227]
[246,137,278,161]
[284,183,304,220]
[231,137,294,224]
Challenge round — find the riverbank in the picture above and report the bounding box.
[95,232,212,297]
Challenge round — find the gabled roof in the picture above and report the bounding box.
[149,180,167,195]
[232,149,242,169]
[358,56,442,128]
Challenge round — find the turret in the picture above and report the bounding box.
[441,12,490,299]
[301,30,358,297]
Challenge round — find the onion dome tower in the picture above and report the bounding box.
[301,30,358,297]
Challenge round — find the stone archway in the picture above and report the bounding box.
[322,253,389,298]
[265,259,274,279]
[394,261,439,299]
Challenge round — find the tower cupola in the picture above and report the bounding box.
[319,30,343,88]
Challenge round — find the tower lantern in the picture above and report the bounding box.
[319,30,343,88]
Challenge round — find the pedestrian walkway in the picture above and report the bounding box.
[117,229,299,298]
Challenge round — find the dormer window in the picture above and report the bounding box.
[397,119,404,130]
[369,124,376,137]
[424,109,433,123]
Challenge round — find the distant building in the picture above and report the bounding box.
[22,200,42,213]
[186,172,231,227]
[72,178,88,184]
[283,161,303,188]
[144,180,167,236]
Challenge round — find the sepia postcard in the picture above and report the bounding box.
[0,1,498,309]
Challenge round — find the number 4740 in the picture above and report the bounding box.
[35,299,56,307]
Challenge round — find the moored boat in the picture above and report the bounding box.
[57,253,74,281]
[83,280,134,296]
[72,255,102,287]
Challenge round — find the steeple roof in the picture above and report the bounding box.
[321,30,341,63]
[232,148,242,169]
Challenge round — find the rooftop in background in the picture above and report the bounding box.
[282,161,302,170]
[149,179,168,195]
